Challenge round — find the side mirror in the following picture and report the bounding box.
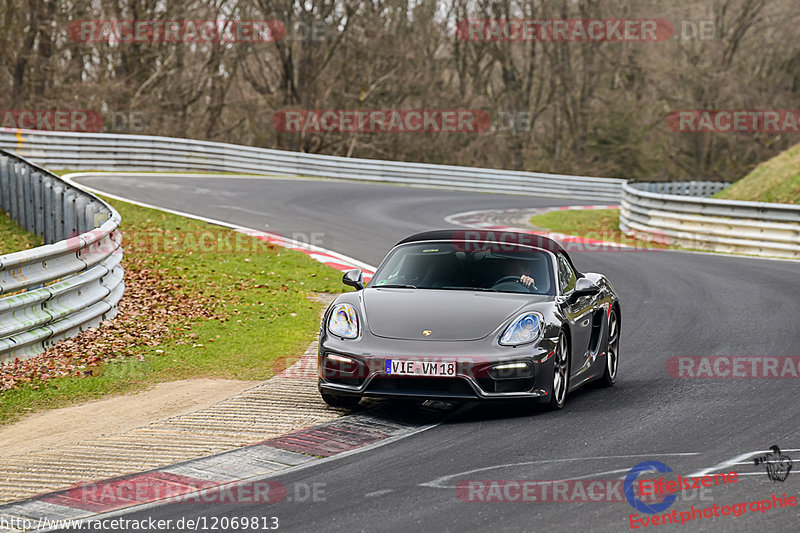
[342,269,364,290]
[571,276,599,298]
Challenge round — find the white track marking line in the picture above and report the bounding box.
[61,172,378,273]
[364,489,394,498]
[420,453,701,489]
[689,448,800,477]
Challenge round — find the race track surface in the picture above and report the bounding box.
[76,174,800,532]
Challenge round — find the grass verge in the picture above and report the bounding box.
[0,211,43,254]
[714,141,800,204]
[0,198,344,425]
[529,208,667,249]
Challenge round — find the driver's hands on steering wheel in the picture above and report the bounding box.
[519,274,537,290]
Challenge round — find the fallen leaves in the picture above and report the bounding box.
[0,255,222,393]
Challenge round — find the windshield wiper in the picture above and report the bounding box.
[470,287,499,292]
[375,284,418,289]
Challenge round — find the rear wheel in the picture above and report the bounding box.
[547,331,570,410]
[599,308,619,387]
[320,390,361,409]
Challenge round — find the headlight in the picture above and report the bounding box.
[328,303,359,339]
[499,312,543,346]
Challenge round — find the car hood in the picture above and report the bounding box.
[362,288,551,341]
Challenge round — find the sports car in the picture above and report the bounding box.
[317,229,620,410]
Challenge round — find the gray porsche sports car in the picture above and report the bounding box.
[317,230,620,410]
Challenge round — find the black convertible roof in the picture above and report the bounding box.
[397,229,568,255]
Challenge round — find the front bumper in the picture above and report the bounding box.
[319,374,548,400]
[317,337,558,401]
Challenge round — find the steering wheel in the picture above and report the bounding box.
[492,275,538,293]
[494,275,522,286]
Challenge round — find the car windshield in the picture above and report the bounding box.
[368,241,555,295]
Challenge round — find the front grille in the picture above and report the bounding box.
[367,376,474,395]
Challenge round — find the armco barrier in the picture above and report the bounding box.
[0,150,124,363]
[0,129,625,202]
[620,181,800,259]
[2,128,797,264]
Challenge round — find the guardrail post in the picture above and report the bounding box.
[32,171,44,236]
[22,164,34,231]
[42,175,55,244]
[63,188,79,239]
[0,155,7,211]
[9,161,21,224]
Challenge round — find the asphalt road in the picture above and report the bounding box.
[75,174,800,532]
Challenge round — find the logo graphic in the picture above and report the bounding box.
[754,445,793,482]
[624,461,677,514]
[423,330,432,336]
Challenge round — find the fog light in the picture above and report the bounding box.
[324,353,358,374]
[489,361,533,379]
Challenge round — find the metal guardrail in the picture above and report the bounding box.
[0,129,625,202]
[0,150,124,363]
[620,181,800,259]
[628,181,729,197]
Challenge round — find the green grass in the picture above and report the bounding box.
[530,209,622,237]
[529,208,673,249]
[714,142,800,204]
[0,197,346,424]
[0,211,43,254]
[529,208,667,249]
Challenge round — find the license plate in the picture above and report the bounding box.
[384,359,456,377]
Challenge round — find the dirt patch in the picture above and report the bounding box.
[0,378,258,457]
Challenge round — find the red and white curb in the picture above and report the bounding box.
[0,340,451,532]
[0,410,445,532]
[245,230,373,282]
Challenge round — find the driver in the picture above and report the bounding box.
[501,260,537,290]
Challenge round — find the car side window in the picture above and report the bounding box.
[557,253,576,293]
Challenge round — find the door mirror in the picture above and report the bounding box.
[342,269,364,290]
[571,276,599,298]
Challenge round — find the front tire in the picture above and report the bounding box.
[320,390,361,409]
[599,308,619,387]
[547,330,570,410]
